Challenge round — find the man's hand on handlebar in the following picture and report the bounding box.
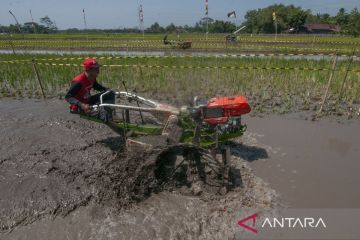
[80,103,91,113]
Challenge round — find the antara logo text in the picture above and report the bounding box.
[238,213,326,234]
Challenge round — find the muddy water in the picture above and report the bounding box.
[241,114,360,208]
[1,99,359,239]
[0,49,358,61]
[0,99,277,240]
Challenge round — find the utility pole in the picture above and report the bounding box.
[139,4,144,39]
[82,8,88,41]
[205,0,209,40]
[9,10,23,37]
[29,9,37,34]
[273,11,277,40]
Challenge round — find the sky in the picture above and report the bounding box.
[1,0,359,30]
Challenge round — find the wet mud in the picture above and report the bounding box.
[241,114,360,208]
[0,99,278,239]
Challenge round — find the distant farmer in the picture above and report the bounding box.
[65,58,115,122]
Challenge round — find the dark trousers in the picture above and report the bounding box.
[90,91,115,122]
[72,91,115,122]
[89,91,115,105]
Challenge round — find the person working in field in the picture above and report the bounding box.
[65,58,115,122]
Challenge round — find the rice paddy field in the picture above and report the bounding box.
[2,33,360,240]
[1,33,359,54]
[1,33,360,116]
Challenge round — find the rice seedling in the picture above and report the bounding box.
[0,33,358,56]
[1,52,359,115]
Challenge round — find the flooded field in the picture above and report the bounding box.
[242,114,360,208]
[1,49,359,61]
[1,98,359,239]
[0,99,278,240]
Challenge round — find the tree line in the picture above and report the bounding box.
[1,5,359,36]
[1,16,58,34]
[242,4,360,36]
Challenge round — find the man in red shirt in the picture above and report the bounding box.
[65,58,115,122]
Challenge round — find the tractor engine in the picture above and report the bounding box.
[203,96,251,134]
[204,96,251,123]
[188,95,251,140]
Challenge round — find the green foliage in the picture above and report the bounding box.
[243,4,309,33]
[1,53,359,108]
[148,22,165,33]
[288,11,308,29]
[209,20,236,33]
[243,4,360,35]
[1,4,359,36]
[165,23,177,33]
[1,15,58,34]
[342,8,360,36]
[244,10,259,33]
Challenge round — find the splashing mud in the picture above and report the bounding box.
[0,99,279,239]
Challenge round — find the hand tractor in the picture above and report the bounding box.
[163,35,192,49]
[81,90,251,193]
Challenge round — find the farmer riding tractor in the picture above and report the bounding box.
[225,26,246,43]
[77,89,251,191]
[163,34,192,49]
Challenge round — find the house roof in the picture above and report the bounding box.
[304,23,341,32]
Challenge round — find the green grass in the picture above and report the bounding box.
[1,53,359,116]
[0,33,359,56]
[1,33,359,42]
[1,33,358,116]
